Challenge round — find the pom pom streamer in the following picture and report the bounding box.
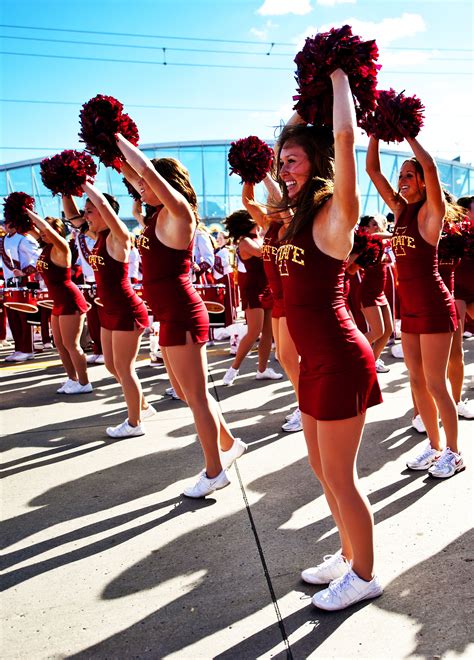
[293,25,380,127]
[352,228,384,268]
[228,136,274,184]
[79,94,139,171]
[459,219,474,260]
[438,222,466,262]
[361,88,425,142]
[3,191,35,229]
[40,150,97,197]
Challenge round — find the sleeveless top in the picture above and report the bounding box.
[393,201,457,333]
[36,244,88,316]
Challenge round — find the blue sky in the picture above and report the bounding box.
[1,0,472,166]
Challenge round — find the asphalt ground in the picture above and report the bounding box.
[1,335,473,659]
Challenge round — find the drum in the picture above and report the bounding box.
[27,308,43,326]
[195,284,226,325]
[89,284,103,307]
[3,287,38,313]
[77,284,92,311]
[133,283,151,312]
[35,290,54,309]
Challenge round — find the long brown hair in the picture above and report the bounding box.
[274,124,335,240]
[151,157,199,219]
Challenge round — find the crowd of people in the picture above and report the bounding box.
[2,55,473,613]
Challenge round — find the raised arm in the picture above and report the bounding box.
[242,182,269,230]
[121,161,142,196]
[82,181,130,245]
[366,137,400,212]
[26,209,70,257]
[238,236,262,259]
[116,134,194,222]
[406,136,445,229]
[62,195,82,222]
[330,68,359,229]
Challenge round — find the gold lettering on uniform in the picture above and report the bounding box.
[392,226,417,257]
[276,243,305,276]
[137,234,150,251]
[291,246,305,265]
[36,258,48,272]
[88,254,105,272]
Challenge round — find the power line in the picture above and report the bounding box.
[1,34,472,61]
[0,23,473,52]
[0,98,276,112]
[1,50,471,75]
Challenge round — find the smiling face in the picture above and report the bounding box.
[138,177,161,206]
[398,161,426,203]
[278,142,312,200]
[83,199,106,233]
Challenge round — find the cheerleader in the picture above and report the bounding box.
[82,183,154,438]
[116,136,246,498]
[212,231,236,328]
[222,209,282,386]
[275,69,383,610]
[26,210,91,394]
[242,178,301,432]
[366,134,462,478]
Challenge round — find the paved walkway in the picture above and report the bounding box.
[2,337,473,659]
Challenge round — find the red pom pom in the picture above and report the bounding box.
[361,88,424,142]
[79,94,139,171]
[352,228,383,267]
[293,25,380,127]
[438,221,466,261]
[40,150,97,197]
[228,136,274,184]
[3,192,35,231]
[459,219,474,260]
[122,177,141,201]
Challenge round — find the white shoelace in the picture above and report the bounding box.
[434,450,454,469]
[328,570,353,595]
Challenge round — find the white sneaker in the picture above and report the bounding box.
[142,404,157,420]
[391,343,404,359]
[183,469,230,498]
[285,407,300,422]
[223,366,239,386]
[165,386,180,400]
[94,354,105,364]
[457,399,474,419]
[5,351,34,362]
[312,568,383,611]
[43,342,53,349]
[282,408,303,432]
[64,381,93,395]
[255,367,283,380]
[220,438,247,469]
[86,354,99,364]
[106,419,145,438]
[301,553,350,585]
[57,378,76,393]
[406,442,441,470]
[411,414,426,433]
[463,330,473,338]
[428,448,465,479]
[375,359,390,373]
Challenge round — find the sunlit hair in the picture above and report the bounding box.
[224,209,256,243]
[359,214,387,232]
[443,190,466,226]
[45,216,66,238]
[151,157,199,219]
[274,124,335,240]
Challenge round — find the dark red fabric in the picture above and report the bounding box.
[359,262,388,308]
[262,221,285,318]
[89,230,149,332]
[278,224,382,421]
[393,202,457,333]
[6,307,33,352]
[238,251,273,311]
[453,256,474,303]
[136,215,208,345]
[37,245,88,316]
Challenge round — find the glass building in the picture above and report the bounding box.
[1,141,473,228]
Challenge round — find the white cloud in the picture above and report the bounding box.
[257,0,313,16]
[250,19,279,41]
[316,0,355,6]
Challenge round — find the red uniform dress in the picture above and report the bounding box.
[36,245,88,316]
[277,223,382,421]
[89,230,149,332]
[393,202,457,334]
[439,258,460,322]
[454,256,474,303]
[262,221,285,318]
[237,247,273,311]
[136,216,209,346]
[359,262,388,308]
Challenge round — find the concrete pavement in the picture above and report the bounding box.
[1,336,473,659]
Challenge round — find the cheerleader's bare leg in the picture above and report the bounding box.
[58,313,89,385]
